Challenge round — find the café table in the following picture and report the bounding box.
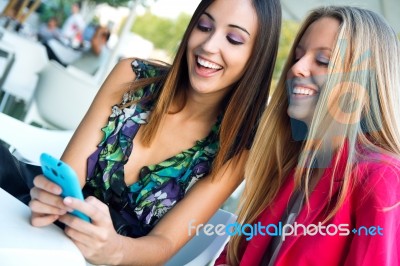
[0,188,88,266]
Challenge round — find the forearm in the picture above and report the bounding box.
[115,233,175,266]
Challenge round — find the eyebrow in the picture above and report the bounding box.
[203,12,251,36]
[296,45,332,52]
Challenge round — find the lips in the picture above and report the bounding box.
[293,86,317,96]
[197,56,222,70]
[290,79,319,97]
[195,56,223,77]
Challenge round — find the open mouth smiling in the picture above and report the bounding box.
[196,56,223,70]
[292,86,318,96]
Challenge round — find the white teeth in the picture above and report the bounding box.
[293,87,316,96]
[197,57,222,70]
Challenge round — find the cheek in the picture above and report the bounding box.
[314,73,328,88]
[187,29,206,50]
[186,36,198,65]
[230,49,252,76]
[187,35,195,53]
[286,67,295,80]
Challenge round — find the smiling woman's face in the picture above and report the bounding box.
[287,17,340,126]
[186,0,258,98]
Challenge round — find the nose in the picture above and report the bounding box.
[290,56,311,77]
[201,31,221,54]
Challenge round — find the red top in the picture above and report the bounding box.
[216,147,400,265]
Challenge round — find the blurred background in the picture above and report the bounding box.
[1,0,398,86]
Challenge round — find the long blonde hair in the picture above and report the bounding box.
[228,6,400,264]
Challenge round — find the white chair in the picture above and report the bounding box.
[166,209,237,266]
[0,29,48,72]
[0,42,15,112]
[24,60,99,130]
[0,28,48,109]
[0,112,73,165]
[47,38,82,65]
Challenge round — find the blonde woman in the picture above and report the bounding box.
[216,6,400,266]
[1,0,282,265]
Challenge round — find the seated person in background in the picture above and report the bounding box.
[70,25,110,75]
[81,22,97,44]
[44,25,110,76]
[37,17,61,43]
[61,2,85,46]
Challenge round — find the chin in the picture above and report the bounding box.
[288,106,314,122]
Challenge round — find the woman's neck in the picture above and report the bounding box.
[171,88,226,122]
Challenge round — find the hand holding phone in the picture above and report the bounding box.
[40,153,90,222]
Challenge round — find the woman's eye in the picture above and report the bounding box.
[316,54,330,66]
[316,59,330,66]
[227,35,244,45]
[197,23,212,32]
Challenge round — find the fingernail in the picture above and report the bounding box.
[53,187,61,194]
[64,197,72,204]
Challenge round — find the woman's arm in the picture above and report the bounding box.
[58,152,247,265]
[30,58,137,227]
[61,58,137,185]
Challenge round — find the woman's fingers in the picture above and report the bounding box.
[29,175,72,227]
[30,175,72,212]
[30,212,60,227]
[29,193,67,227]
[29,197,67,215]
[33,175,62,195]
[59,213,95,237]
[30,186,70,211]
[63,196,111,226]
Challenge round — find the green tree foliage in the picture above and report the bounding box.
[38,0,134,24]
[90,0,131,6]
[131,11,191,57]
[271,20,300,91]
[38,0,70,23]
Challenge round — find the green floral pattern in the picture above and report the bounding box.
[83,60,221,237]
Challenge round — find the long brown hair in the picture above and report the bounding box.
[126,0,282,178]
[228,6,400,264]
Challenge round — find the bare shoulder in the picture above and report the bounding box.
[99,58,137,98]
[61,58,138,182]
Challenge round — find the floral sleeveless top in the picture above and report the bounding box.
[83,60,221,237]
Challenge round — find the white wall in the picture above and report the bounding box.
[282,0,400,34]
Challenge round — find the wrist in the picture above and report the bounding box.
[111,234,126,265]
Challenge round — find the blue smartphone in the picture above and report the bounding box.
[40,153,90,222]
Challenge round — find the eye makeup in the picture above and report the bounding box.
[227,34,245,45]
[316,51,330,66]
[197,16,213,32]
[197,13,247,45]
